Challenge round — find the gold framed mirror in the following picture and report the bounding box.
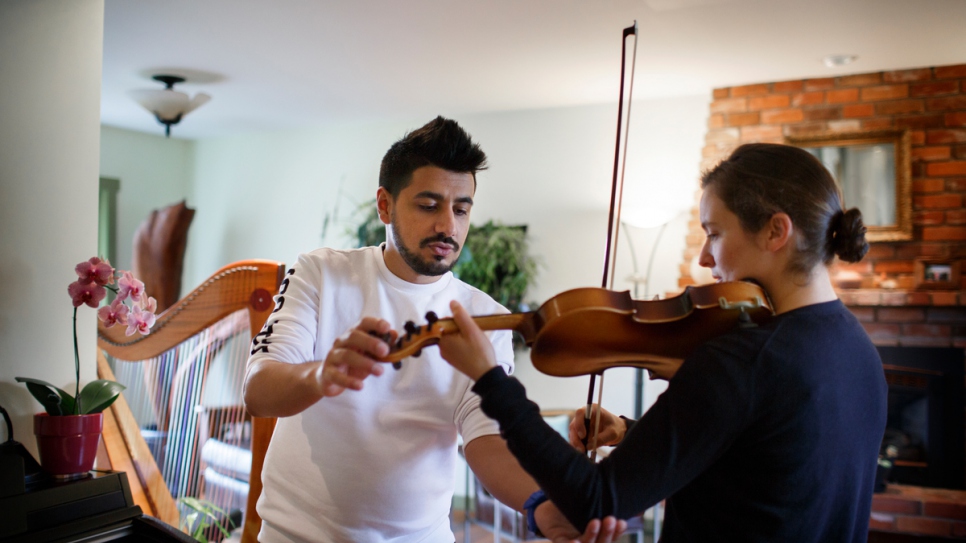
[786,129,912,242]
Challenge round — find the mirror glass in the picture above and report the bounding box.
[787,129,911,242]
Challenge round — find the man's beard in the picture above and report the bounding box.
[391,215,461,277]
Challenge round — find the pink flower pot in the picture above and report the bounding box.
[33,412,103,478]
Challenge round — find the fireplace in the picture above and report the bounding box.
[878,346,965,490]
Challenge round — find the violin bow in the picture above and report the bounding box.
[585,21,639,461]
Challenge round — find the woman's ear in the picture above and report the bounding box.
[762,212,794,253]
[376,187,392,226]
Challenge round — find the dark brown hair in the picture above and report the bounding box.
[701,143,868,275]
[379,116,487,198]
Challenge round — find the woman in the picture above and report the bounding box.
[438,143,888,542]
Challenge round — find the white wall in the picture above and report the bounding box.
[0,0,105,453]
[99,125,195,277]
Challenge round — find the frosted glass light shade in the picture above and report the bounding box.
[129,89,211,121]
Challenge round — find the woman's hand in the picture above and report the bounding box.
[437,300,498,381]
[569,404,627,452]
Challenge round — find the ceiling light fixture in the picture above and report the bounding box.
[129,75,211,137]
[823,54,858,68]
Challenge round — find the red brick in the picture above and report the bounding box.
[792,91,825,106]
[862,85,910,102]
[848,307,876,322]
[786,122,829,136]
[829,120,862,132]
[947,209,966,224]
[827,88,860,103]
[900,335,954,347]
[863,119,895,130]
[905,291,932,305]
[726,112,760,126]
[896,516,953,536]
[876,99,925,115]
[878,307,925,322]
[946,177,966,190]
[710,97,747,113]
[935,64,966,78]
[761,108,803,124]
[930,292,960,306]
[731,83,770,97]
[923,226,966,240]
[926,307,966,323]
[924,501,966,520]
[896,243,946,259]
[912,147,952,162]
[926,96,966,111]
[955,146,966,159]
[706,128,740,144]
[927,129,966,144]
[913,178,946,192]
[869,513,896,531]
[708,114,724,129]
[912,130,927,145]
[748,95,790,110]
[739,125,783,142]
[884,68,933,82]
[774,80,803,93]
[851,290,885,305]
[843,104,874,118]
[927,161,966,176]
[873,494,923,515]
[914,210,945,225]
[864,323,900,342]
[712,88,729,99]
[837,73,883,87]
[946,112,966,127]
[911,80,959,97]
[804,77,835,91]
[874,261,916,274]
[915,194,962,209]
[867,244,897,259]
[803,106,841,121]
[896,114,945,130]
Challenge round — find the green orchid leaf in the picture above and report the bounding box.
[16,377,75,415]
[79,379,126,414]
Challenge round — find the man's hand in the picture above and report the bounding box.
[317,317,395,397]
[569,404,627,453]
[535,501,626,543]
[437,300,498,381]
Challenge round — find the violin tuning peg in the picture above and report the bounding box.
[392,361,402,370]
[425,311,439,329]
[403,320,417,339]
[414,348,422,357]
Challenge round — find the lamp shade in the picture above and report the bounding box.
[129,89,211,121]
[129,74,211,136]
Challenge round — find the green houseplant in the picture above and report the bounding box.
[15,257,156,477]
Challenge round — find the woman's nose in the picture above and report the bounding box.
[698,242,714,269]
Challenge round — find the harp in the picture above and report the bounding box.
[97,260,284,542]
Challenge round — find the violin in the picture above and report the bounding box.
[376,281,773,380]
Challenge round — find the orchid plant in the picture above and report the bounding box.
[16,257,158,416]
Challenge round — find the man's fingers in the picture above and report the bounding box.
[337,327,392,359]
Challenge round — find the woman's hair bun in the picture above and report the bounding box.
[828,208,869,263]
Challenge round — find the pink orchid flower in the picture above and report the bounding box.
[74,257,114,286]
[125,304,156,336]
[68,280,106,308]
[97,298,130,327]
[141,296,158,314]
[117,271,144,303]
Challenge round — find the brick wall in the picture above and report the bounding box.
[686,64,966,539]
[683,63,966,349]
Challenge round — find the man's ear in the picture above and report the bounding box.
[762,212,794,253]
[376,187,392,226]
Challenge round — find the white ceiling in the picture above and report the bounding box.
[101,0,966,140]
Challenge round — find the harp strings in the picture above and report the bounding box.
[106,268,257,529]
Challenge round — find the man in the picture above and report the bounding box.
[244,117,620,543]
